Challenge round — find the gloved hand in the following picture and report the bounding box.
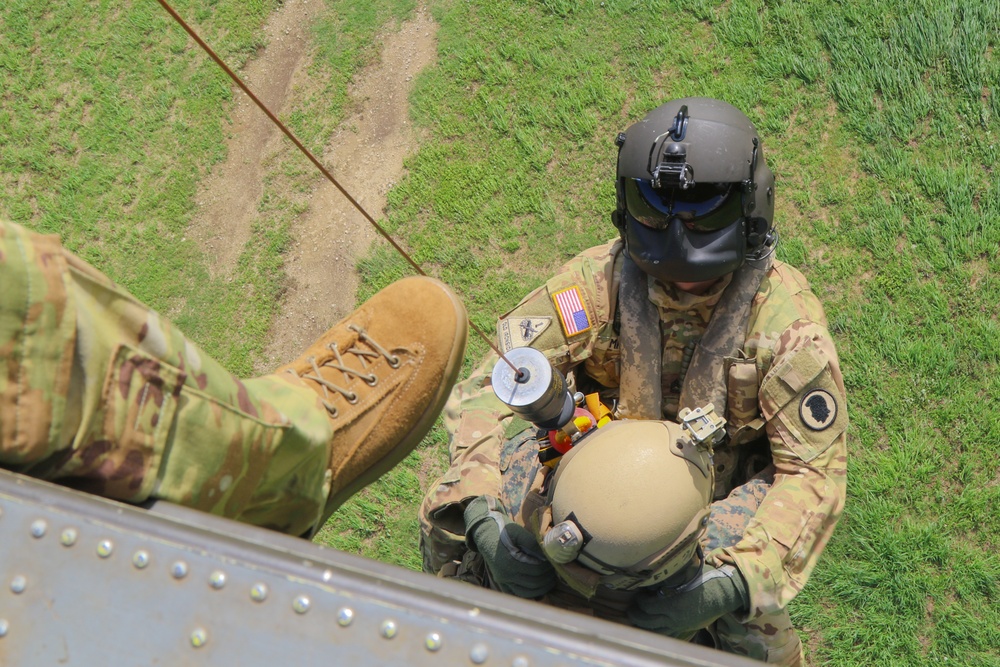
[627,564,750,638]
[464,495,556,599]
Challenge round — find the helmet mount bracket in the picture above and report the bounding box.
[649,105,694,190]
[648,137,694,191]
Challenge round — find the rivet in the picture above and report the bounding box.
[171,561,189,579]
[425,632,442,651]
[380,620,398,639]
[0,619,8,637]
[97,540,114,558]
[60,528,78,547]
[322,569,333,582]
[190,628,208,648]
[470,642,489,664]
[292,596,311,614]
[513,657,530,667]
[209,571,227,589]
[30,520,47,538]
[132,551,150,569]
[250,583,268,602]
[10,576,26,594]
[337,607,354,627]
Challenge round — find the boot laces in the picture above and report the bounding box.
[295,324,401,418]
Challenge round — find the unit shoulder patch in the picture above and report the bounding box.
[551,286,592,338]
[498,316,553,353]
[799,388,837,431]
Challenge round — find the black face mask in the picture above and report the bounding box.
[622,213,746,284]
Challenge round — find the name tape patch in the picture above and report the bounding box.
[498,316,552,352]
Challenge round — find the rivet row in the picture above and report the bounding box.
[0,516,534,663]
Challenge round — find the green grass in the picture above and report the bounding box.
[2,0,999,665]
[354,1,1000,664]
[0,0,285,375]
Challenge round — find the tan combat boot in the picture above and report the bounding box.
[277,276,468,516]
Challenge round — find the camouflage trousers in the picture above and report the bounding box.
[420,428,804,666]
[0,220,333,536]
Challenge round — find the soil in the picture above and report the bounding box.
[186,1,438,371]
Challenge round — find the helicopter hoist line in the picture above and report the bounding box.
[154,0,520,375]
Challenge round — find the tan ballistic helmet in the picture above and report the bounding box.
[540,418,716,591]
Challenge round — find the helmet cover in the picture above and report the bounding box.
[541,420,714,591]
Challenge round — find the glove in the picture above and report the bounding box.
[627,564,750,638]
[464,495,556,599]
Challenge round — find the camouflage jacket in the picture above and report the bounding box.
[427,239,848,620]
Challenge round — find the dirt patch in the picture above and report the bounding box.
[187,0,323,277]
[264,7,438,368]
[186,1,439,371]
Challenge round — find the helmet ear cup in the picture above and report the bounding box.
[746,216,770,250]
[611,177,628,240]
[611,210,626,234]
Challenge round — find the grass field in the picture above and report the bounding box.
[2,0,998,665]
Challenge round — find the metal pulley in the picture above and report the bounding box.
[491,347,575,431]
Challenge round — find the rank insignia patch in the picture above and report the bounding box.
[799,389,837,431]
[551,286,591,337]
[497,316,552,352]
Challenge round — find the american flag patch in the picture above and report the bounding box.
[551,286,591,337]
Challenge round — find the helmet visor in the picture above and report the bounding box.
[623,178,743,232]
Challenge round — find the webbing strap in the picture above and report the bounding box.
[616,255,662,420]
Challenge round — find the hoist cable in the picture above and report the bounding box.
[155,0,518,374]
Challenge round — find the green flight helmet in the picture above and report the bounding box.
[540,419,716,591]
[611,97,777,284]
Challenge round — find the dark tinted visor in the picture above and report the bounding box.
[623,178,743,232]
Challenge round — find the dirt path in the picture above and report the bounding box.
[187,0,323,279]
[264,7,438,368]
[186,1,438,370]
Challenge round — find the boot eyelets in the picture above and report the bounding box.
[388,356,401,368]
[346,392,359,404]
[364,374,378,387]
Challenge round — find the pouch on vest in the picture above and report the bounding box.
[725,354,765,446]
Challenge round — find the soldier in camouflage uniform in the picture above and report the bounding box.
[419,98,848,665]
[0,218,468,537]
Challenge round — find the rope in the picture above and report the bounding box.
[154,0,516,372]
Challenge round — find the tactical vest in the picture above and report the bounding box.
[617,252,773,498]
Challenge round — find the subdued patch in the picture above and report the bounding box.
[185,0,324,280]
[262,7,439,369]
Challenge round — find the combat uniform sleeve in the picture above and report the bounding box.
[709,316,848,619]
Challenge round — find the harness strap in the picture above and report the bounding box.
[616,255,662,420]
[678,253,774,417]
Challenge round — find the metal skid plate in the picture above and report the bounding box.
[0,470,759,666]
